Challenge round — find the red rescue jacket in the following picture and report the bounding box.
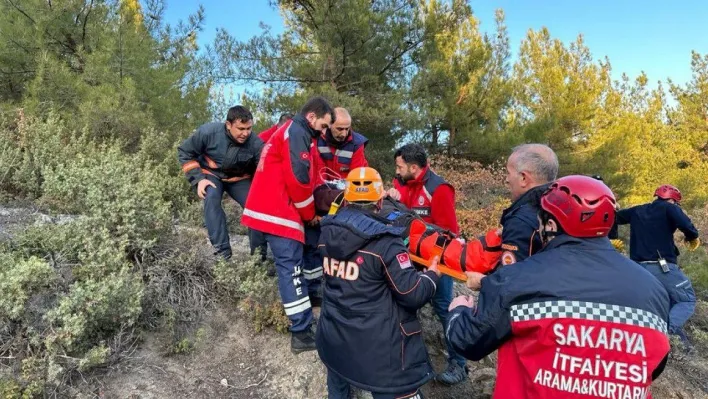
[242,116,318,243]
[314,130,368,185]
[447,236,671,399]
[393,167,459,234]
[258,124,279,144]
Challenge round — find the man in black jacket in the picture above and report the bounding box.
[615,184,700,350]
[178,105,266,260]
[316,166,441,399]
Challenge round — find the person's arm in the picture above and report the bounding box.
[350,144,368,169]
[382,241,439,309]
[615,208,632,225]
[430,184,459,235]
[446,269,512,361]
[177,127,208,186]
[667,204,699,242]
[283,124,316,221]
[499,215,538,265]
[252,136,265,166]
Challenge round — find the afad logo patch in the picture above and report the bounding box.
[397,253,412,269]
[501,251,516,266]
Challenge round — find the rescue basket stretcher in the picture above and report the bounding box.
[406,218,502,281]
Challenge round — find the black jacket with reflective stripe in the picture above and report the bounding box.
[177,122,264,185]
[316,206,439,393]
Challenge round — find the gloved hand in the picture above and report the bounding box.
[687,238,701,251]
[610,239,625,252]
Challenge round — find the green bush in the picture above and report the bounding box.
[679,247,708,297]
[140,228,216,352]
[0,255,56,321]
[40,147,173,251]
[214,254,289,333]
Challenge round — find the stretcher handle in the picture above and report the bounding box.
[408,254,467,282]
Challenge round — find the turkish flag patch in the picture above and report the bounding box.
[397,253,412,269]
[356,256,364,264]
[300,152,309,160]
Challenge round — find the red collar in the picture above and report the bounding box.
[405,167,428,186]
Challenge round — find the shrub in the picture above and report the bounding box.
[428,155,510,235]
[214,254,289,333]
[140,228,216,352]
[39,146,173,251]
[0,227,142,396]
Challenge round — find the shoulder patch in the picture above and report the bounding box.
[300,151,309,160]
[501,243,519,252]
[396,253,412,269]
[501,251,517,266]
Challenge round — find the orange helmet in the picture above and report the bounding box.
[344,167,385,203]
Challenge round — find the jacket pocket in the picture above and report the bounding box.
[400,319,427,370]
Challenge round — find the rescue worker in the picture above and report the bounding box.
[254,112,295,267]
[177,105,266,260]
[385,143,467,386]
[316,166,441,399]
[315,107,368,182]
[242,97,334,353]
[615,184,701,350]
[497,143,558,267]
[447,175,672,398]
[306,107,370,306]
[258,113,293,143]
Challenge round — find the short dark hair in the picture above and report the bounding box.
[300,96,334,120]
[226,105,253,123]
[539,209,566,235]
[394,143,428,168]
[278,113,294,125]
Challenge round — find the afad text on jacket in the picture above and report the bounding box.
[315,206,439,394]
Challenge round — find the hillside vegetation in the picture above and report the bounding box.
[1,1,707,398]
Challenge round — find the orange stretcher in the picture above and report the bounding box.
[407,219,502,282]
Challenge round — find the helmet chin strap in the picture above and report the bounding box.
[539,228,553,245]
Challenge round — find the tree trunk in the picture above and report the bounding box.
[448,125,456,152]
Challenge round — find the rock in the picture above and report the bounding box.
[35,213,53,224]
[220,378,228,387]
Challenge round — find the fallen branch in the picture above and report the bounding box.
[215,371,269,390]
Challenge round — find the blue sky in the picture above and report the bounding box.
[163,0,707,96]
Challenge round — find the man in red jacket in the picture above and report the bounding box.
[242,97,334,354]
[386,143,468,385]
[258,113,293,143]
[314,107,368,184]
[305,108,370,306]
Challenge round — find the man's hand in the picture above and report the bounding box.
[465,271,486,291]
[610,239,625,252]
[687,238,701,251]
[427,256,442,277]
[197,179,217,199]
[307,215,322,227]
[449,295,475,311]
[387,187,401,201]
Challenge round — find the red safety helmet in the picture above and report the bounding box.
[540,175,617,238]
[654,184,682,204]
